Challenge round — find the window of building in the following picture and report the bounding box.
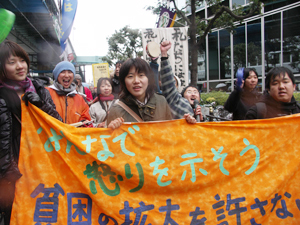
[219,29,231,79]
[283,6,300,73]
[233,24,246,75]
[264,12,281,72]
[247,20,262,76]
[232,0,246,6]
[208,32,219,80]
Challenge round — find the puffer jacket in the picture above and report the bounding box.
[46,85,91,124]
[0,78,62,180]
[0,88,22,182]
[0,78,62,222]
[107,93,173,124]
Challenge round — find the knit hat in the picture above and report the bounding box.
[53,61,76,81]
[75,74,82,80]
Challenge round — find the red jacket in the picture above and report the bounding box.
[46,86,91,124]
[84,86,93,102]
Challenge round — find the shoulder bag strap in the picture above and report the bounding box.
[12,113,21,124]
[117,101,143,122]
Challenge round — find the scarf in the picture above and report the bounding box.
[53,81,76,96]
[263,94,298,112]
[0,77,36,93]
[99,94,114,102]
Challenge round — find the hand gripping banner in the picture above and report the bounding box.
[11,101,300,224]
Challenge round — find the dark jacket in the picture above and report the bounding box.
[245,94,300,119]
[224,87,261,120]
[112,75,121,99]
[0,78,61,180]
[0,78,62,221]
[107,93,173,124]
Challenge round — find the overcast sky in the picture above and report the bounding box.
[69,0,160,83]
[70,0,159,57]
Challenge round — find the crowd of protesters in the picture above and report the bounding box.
[1,39,300,224]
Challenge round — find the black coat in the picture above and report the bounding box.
[0,78,62,221]
[0,78,62,180]
[224,88,261,120]
[111,75,120,99]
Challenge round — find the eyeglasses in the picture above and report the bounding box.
[186,90,199,95]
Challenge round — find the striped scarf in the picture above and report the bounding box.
[0,77,36,93]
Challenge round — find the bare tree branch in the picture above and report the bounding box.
[198,4,260,48]
[170,0,192,26]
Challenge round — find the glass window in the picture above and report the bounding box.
[247,19,262,75]
[209,81,230,92]
[257,78,263,92]
[219,29,231,79]
[196,1,205,11]
[264,13,281,72]
[208,32,219,80]
[199,82,207,93]
[198,50,206,81]
[233,24,246,75]
[283,6,300,73]
[283,52,291,63]
[232,0,245,6]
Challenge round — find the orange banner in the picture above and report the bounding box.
[11,101,300,224]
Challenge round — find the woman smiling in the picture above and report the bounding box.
[89,77,118,127]
[0,40,62,225]
[107,58,173,129]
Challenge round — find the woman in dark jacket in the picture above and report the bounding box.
[0,40,62,225]
[224,68,261,120]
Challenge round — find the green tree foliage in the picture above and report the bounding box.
[283,36,300,72]
[293,92,300,102]
[147,0,261,86]
[101,26,143,66]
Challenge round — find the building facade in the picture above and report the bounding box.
[185,0,300,92]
